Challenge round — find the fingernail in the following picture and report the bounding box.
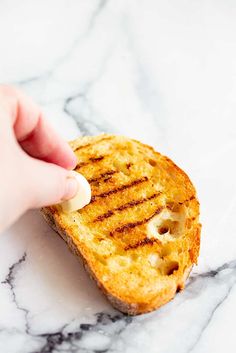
[70,154,78,170]
[62,174,78,201]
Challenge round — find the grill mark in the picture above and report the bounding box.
[103,176,113,182]
[89,156,104,162]
[75,137,112,152]
[110,206,164,236]
[75,143,91,152]
[95,210,114,221]
[76,156,104,169]
[116,193,160,211]
[93,193,161,222]
[124,237,159,251]
[167,195,196,210]
[91,176,148,203]
[88,170,117,183]
[179,195,195,205]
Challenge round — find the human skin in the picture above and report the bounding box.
[0,85,78,232]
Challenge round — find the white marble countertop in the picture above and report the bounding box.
[1,1,236,352]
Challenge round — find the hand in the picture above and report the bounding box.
[0,85,78,232]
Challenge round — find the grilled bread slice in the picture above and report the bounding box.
[41,134,201,315]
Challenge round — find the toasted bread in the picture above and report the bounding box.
[41,134,201,315]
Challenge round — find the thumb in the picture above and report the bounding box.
[25,157,78,209]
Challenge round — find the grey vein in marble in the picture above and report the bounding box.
[1,253,30,334]
[186,260,236,353]
[15,0,109,88]
[25,313,131,353]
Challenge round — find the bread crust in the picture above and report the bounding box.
[41,134,201,315]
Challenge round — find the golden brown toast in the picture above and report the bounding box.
[41,134,201,315]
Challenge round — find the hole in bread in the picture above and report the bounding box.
[149,159,157,167]
[165,261,179,275]
[158,220,179,235]
[166,202,181,213]
[186,218,195,230]
[147,208,185,242]
[176,284,182,292]
[158,226,169,235]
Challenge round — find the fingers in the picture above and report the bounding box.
[19,115,77,170]
[0,85,77,170]
[25,157,78,209]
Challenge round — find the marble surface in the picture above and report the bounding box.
[1,0,236,352]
